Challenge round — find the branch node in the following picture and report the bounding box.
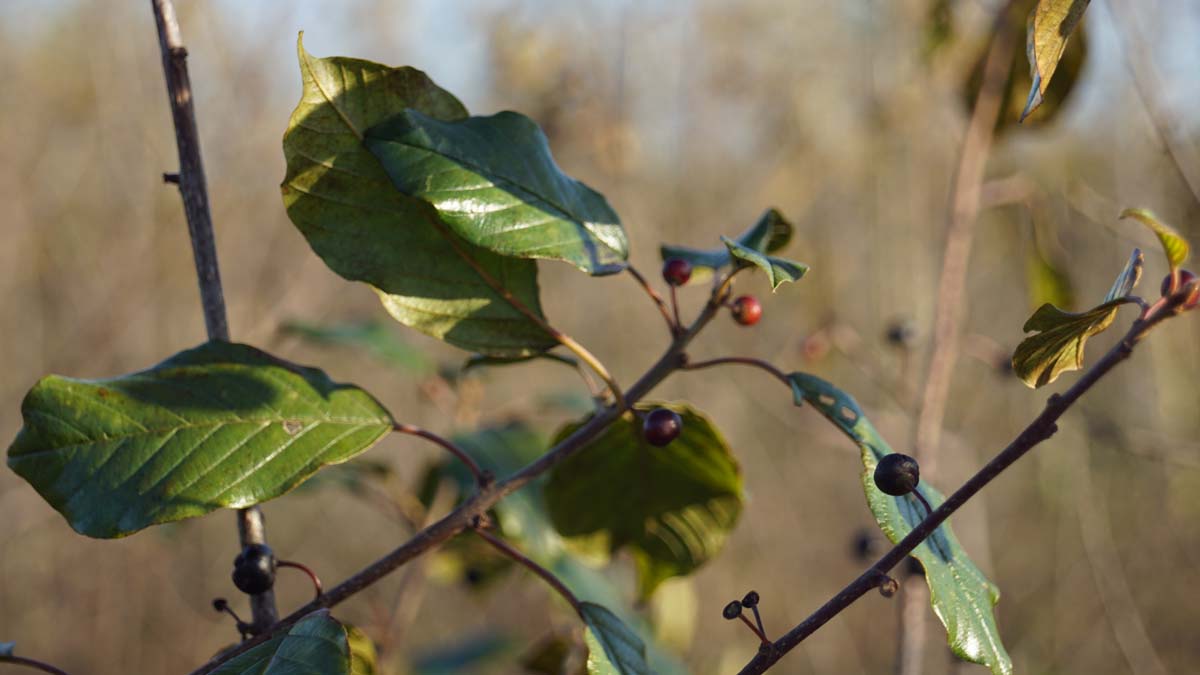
[162,172,180,184]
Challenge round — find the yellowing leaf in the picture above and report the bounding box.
[1021,0,1091,121]
[1120,208,1190,273]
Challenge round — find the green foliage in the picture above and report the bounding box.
[1022,0,1092,121]
[544,403,742,599]
[790,373,1012,675]
[364,110,628,275]
[6,341,393,538]
[210,610,353,675]
[1012,249,1141,388]
[280,320,434,375]
[581,602,652,675]
[659,208,793,282]
[1120,208,1190,273]
[346,625,378,675]
[722,236,809,290]
[281,36,555,357]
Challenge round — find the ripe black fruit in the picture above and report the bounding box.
[643,408,682,447]
[662,258,693,286]
[232,543,276,595]
[722,600,743,620]
[741,590,760,608]
[731,295,763,326]
[874,453,920,496]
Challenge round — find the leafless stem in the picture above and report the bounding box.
[0,656,73,675]
[149,0,278,630]
[393,423,489,487]
[682,356,790,385]
[738,308,1174,675]
[626,264,678,334]
[473,525,584,616]
[277,560,324,601]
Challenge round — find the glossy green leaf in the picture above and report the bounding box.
[346,625,378,675]
[722,237,809,290]
[211,610,351,675]
[1013,250,1141,388]
[581,602,652,675]
[282,35,555,357]
[659,208,793,279]
[544,403,742,599]
[1021,0,1091,121]
[1120,208,1190,273]
[790,373,1012,675]
[280,320,433,375]
[364,110,628,275]
[6,341,393,538]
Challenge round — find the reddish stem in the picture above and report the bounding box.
[277,560,324,601]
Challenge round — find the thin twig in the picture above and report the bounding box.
[0,656,73,675]
[394,423,489,487]
[626,264,677,334]
[277,560,324,601]
[737,308,1174,675]
[149,0,278,631]
[682,356,790,385]
[472,525,584,616]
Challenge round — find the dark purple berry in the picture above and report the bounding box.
[731,295,763,326]
[643,408,682,447]
[874,454,920,496]
[722,600,743,620]
[1162,269,1198,304]
[741,590,760,608]
[232,543,276,595]
[662,258,693,286]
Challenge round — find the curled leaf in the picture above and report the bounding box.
[1021,0,1091,121]
[722,237,809,291]
[1120,208,1190,273]
[659,208,794,281]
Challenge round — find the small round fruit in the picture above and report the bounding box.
[731,295,763,326]
[643,408,683,447]
[741,590,760,608]
[662,258,693,287]
[874,453,921,497]
[722,600,743,620]
[1161,269,1198,298]
[232,543,276,595]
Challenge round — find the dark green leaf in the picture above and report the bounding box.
[1021,0,1091,121]
[211,610,351,675]
[1120,208,1190,273]
[365,110,628,275]
[544,404,742,599]
[581,602,652,675]
[282,35,555,357]
[723,237,809,290]
[1013,250,1140,388]
[790,373,1012,675]
[346,625,378,675]
[6,341,393,538]
[461,352,578,374]
[280,320,433,375]
[659,208,794,280]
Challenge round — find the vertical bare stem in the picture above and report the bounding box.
[149,0,278,630]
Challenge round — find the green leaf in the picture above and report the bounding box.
[211,610,351,675]
[1013,249,1141,388]
[789,373,1012,675]
[346,625,378,675]
[659,208,793,280]
[0,642,14,657]
[544,403,742,599]
[280,320,434,375]
[722,236,809,290]
[1120,208,1190,273]
[364,110,628,276]
[581,602,652,675]
[282,35,555,357]
[461,351,579,374]
[1021,0,1091,121]
[6,341,393,538]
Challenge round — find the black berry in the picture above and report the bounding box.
[662,258,693,286]
[643,408,683,447]
[731,295,763,326]
[874,453,920,496]
[232,543,276,595]
[212,597,229,612]
[741,590,760,608]
[722,600,743,620]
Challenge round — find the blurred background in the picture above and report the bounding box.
[1,0,1198,673]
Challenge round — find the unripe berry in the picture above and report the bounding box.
[874,453,920,496]
[643,408,683,447]
[232,544,276,595]
[662,258,693,287]
[731,295,763,326]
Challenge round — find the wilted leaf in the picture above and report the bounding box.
[722,237,809,290]
[659,208,794,281]
[7,341,393,538]
[1013,249,1141,387]
[365,110,628,275]
[1120,208,1190,273]
[790,373,1012,675]
[1022,0,1091,121]
[211,610,351,675]
[282,35,555,357]
[581,602,652,675]
[544,404,742,598]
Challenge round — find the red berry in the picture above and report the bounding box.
[731,295,763,326]
[662,258,692,286]
[643,408,682,446]
[1161,269,1198,298]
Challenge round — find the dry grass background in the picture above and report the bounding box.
[1,1,1199,673]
